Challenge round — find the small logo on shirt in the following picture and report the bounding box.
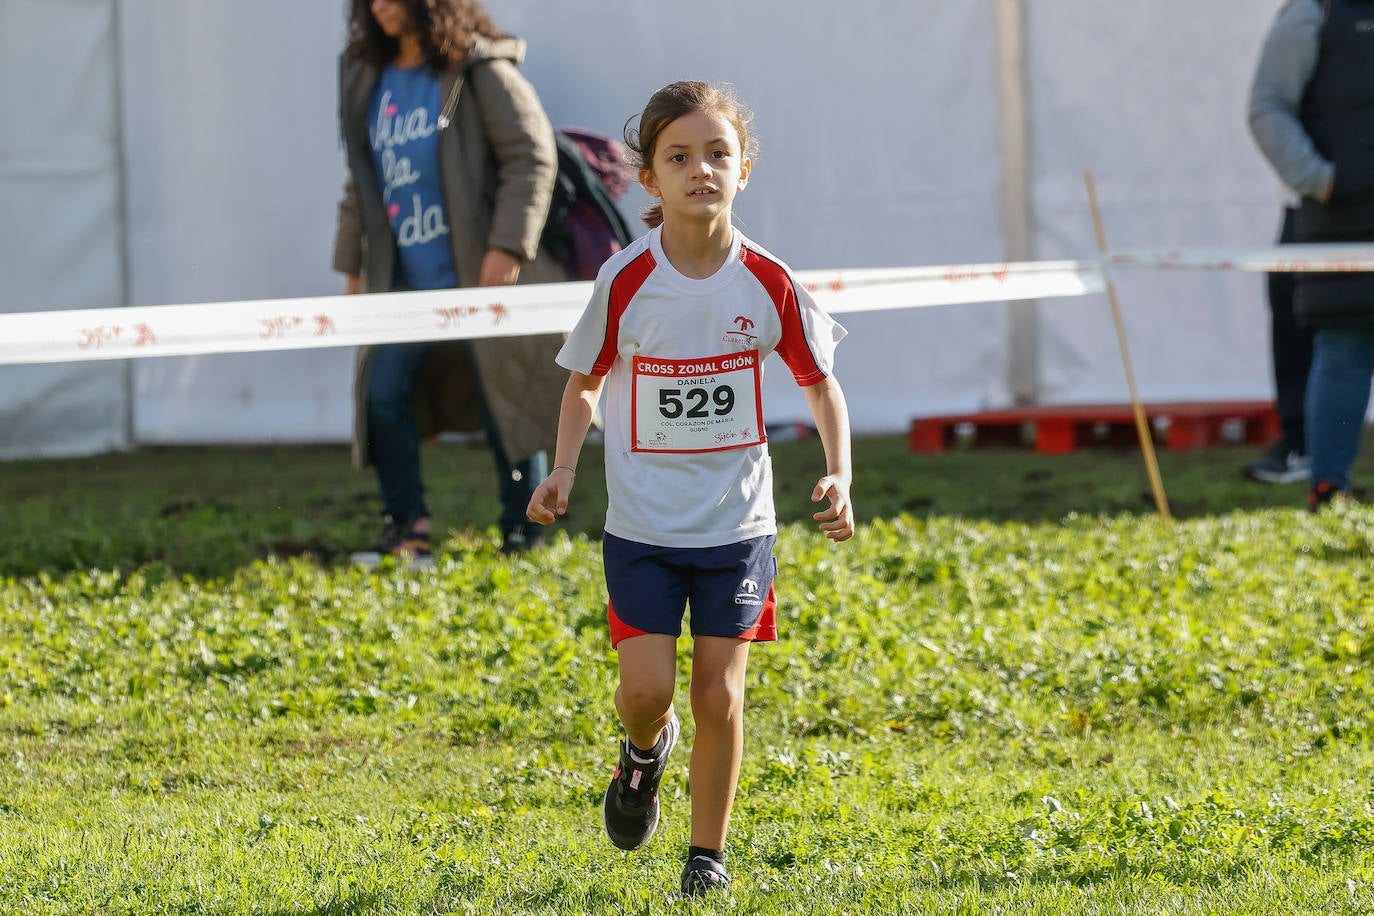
[723,315,758,346]
[734,577,762,606]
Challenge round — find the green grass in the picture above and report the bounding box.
[2,430,1367,578]
[1,434,1373,914]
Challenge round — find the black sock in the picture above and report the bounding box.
[630,722,670,757]
[688,846,724,865]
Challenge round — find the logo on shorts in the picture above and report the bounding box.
[734,577,762,606]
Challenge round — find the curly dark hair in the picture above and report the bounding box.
[345,0,504,68]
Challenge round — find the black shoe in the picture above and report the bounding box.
[349,517,405,567]
[680,855,731,897]
[602,715,679,850]
[350,517,433,569]
[1244,443,1310,484]
[500,526,545,555]
[1309,481,1343,513]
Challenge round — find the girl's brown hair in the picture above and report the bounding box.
[345,0,503,69]
[623,81,757,229]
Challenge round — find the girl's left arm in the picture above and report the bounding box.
[802,375,854,542]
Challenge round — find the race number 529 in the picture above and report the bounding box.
[657,384,735,419]
[631,351,765,453]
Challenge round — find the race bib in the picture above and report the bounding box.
[631,351,765,453]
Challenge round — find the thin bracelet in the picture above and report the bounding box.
[552,465,576,476]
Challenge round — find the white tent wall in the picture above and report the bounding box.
[1026,1,1280,406]
[119,0,352,444]
[5,2,1308,454]
[115,0,1008,443]
[0,0,130,460]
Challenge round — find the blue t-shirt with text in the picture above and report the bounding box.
[369,64,458,290]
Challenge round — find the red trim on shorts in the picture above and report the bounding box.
[736,584,778,642]
[608,600,650,648]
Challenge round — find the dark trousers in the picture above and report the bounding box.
[366,340,543,532]
[1306,328,1374,490]
[1269,207,1315,453]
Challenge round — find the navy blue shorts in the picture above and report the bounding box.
[602,532,778,647]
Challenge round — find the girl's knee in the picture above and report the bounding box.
[690,676,743,724]
[618,680,674,721]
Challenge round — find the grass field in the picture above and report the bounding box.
[4,430,1369,578]
[2,433,1373,914]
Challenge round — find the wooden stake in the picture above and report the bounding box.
[1084,172,1172,521]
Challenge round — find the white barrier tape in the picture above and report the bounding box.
[800,260,1103,314]
[4,244,1370,367]
[0,282,592,367]
[0,260,1104,367]
[1108,244,1374,273]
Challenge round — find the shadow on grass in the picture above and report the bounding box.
[2,430,1372,577]
[204,893,386,916]
[927,858,1243,893]
[428,867,664,916]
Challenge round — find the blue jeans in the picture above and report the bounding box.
[366,340,546,532]
[1305,327,1374,491]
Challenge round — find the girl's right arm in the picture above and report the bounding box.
[527,371,605,525]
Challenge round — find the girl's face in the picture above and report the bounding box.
[370,0,416,39]
[640,109,750,227]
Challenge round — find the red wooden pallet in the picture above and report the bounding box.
[909,401,1281,455]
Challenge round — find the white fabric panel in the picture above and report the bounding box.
[0,364,128,461]
[133,350,355,444]
[0,0,128,459]
[119,0,1005,442]
[119,0,355,444]
[1027,1,1280,405]
[9,1,1308,450]
[500,0,1009,433]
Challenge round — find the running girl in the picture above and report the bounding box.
[525,80,854,898]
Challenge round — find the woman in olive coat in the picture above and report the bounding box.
[334,0,567,563]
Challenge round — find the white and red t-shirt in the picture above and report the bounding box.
[558,226,846,548]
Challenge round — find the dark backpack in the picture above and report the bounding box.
[541,127,638,280]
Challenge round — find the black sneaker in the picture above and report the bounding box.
[1244,443,1310,484]
[350,518,434,569]
[349,518,404,567]
[390,525,434,568]
[603,715,679,850]
[1309,481,1343,513]
[680,855,731,897]
[500,526,545,556]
